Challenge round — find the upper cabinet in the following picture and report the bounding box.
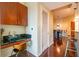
[17,3,28,26]
[0,2,28,26]
[1,3,18,25]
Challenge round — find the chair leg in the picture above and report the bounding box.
[15,52,19,57]
[15,50,20,57]
[11,50,13,56]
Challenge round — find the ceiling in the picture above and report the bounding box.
[53,7,74,19]
[42,2,74,19]
[42,2,71,10]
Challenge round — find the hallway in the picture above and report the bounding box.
[40,37,77,57]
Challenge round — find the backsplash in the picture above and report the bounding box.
[1,25,26,36]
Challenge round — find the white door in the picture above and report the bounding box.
[42,10,49,52]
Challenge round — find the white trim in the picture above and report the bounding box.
[40,5,50,54]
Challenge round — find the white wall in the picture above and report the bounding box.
[75,4,79,41]
[49,12,54,45]
[75,3,79,32]
[1,25,26,36]
[21,2,54,56]
[75,18,79,32]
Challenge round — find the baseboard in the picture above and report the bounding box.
[49,41,54,47]
[26,49,37,57]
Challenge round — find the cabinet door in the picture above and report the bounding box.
[71,21,75,37]
[21,6,28,26]
[0,3,3,24]
[0,7,1,24]
[17,3,28,26]
[1,46,13,57]
[0,3,18,25]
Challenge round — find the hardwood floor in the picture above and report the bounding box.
[40,37,77,57]
[40,37,67,57]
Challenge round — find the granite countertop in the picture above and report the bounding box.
[0,34,31,46]
[0,39,27,46]
[0,39,31,49]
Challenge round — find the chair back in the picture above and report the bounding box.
[14,42,26,51]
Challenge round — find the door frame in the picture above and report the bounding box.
[40,6,50,53]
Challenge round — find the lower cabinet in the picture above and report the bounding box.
[0,46,14,57]
[0,42,27,57]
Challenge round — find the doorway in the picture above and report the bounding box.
[42,9,49,54]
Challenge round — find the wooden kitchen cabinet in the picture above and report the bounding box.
[0,2,28,26]
[17,3,28,26]
[0,3,18,25]
[0,46,14,57]
[19,4,28,26]
[71,21,75,38]
[0,8,1,24]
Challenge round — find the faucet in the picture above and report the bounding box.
[1,28,4,36]
[12,31,16,37]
